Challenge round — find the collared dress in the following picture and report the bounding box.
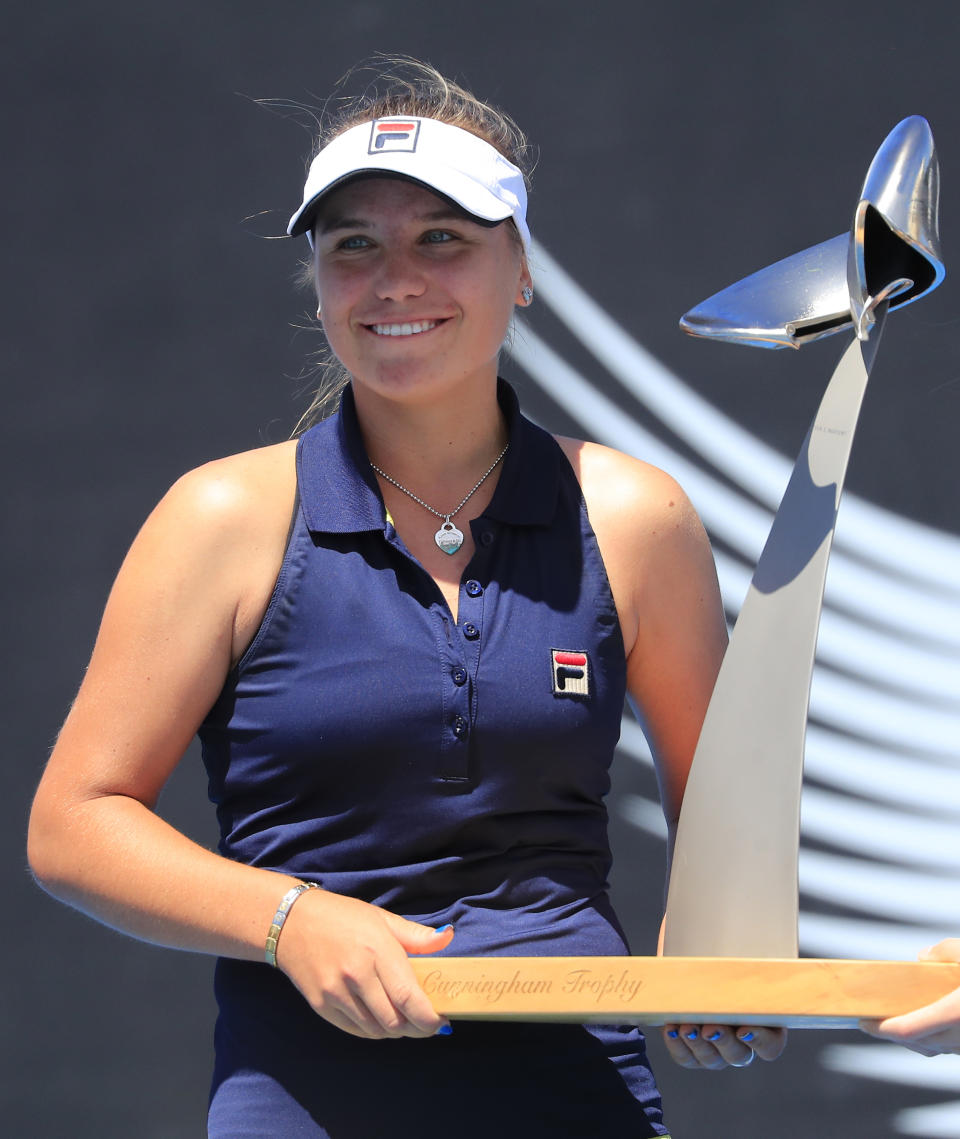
[200,382,670,1138]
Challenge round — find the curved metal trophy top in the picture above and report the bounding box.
[663,116,945,960]
[679,115,944,349]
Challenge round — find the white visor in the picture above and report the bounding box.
[287,116,530,253]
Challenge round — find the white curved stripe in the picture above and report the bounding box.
[821,552,960,642]
[801,786,960,869]
[511,325,960,644]
[713,547,753,614]
[896,1102,960,1138]
[804,726,960,814]
[622,586,960,757]
[618,788,960,953]
[617,793,667,840]
[812,603,960,705]
[511,327,776,559]
[808,669,959,757]
[529,239,960,590]
[617,718,654,765]
[798,914,955,960]
[619,778,960,875]
[618,715,960,818]
[820,1044,960,1092]
[799,850,960,926]
[715,548,960,703]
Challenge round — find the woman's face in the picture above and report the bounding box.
[312,176,530,405]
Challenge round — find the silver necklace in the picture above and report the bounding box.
[371,443,509,555]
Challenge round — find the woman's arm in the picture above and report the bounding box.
[28,445,452,1038]
[567,438,787,1068]
[558,437,726,847]
[29,454,283,951]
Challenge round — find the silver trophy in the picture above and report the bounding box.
[664,116,945,957]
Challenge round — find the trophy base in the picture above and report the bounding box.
[411,956,960,1028]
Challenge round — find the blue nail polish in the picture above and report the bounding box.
[706,1030,722,1042]
[435,1024,453,1036]
[435,924,454,934]
[666,1029,679,1039]
[739,1031,755,1043]
[685,1029,699,1040]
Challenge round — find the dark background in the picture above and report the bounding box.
[4,2,959,1136]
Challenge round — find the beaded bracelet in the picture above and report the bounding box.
[264,882,320,967]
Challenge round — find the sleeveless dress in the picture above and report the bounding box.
[200,381,670,1138]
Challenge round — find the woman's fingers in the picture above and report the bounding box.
[383,910,455,956]
[371,953,450,1038]
[680,1025,735,1070]
[276,892,452,1040]
[662,1024,731,1069]
[858,940,960,1056]
[662,1024,706,1068]
[740,1025,788,1060]
[859,1016,951,1056]
[320,988,403,1040]
[377,914,455,1036]
[860,989,960,1056]
[662,1024,787,1069]
[311,956,446,1040]
[920,939,960,963]
[702,1026,758,1067]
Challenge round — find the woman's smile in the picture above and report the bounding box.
[365,318,443,337]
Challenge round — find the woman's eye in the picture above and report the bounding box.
[423,230,455,244]
[338,235,370,251]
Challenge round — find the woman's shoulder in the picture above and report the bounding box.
[552,435,696,535]
[112,441,299,663]
[123,441,299,600]
[551,437,724,673]
[157,440,298,537]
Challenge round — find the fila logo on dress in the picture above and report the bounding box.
[551,650,590,698]
[368,118,421,153]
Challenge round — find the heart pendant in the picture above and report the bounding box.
[435,521,464,555]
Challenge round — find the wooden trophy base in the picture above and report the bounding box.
[411,956,960,1028]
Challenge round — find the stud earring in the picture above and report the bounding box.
[316,306,322,320]
[521,286,534,305]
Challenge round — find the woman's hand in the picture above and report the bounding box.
[661,1023,788,1070]
[860,940,960,1056]
[276,889,455,1039]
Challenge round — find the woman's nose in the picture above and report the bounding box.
[374,251,427,301]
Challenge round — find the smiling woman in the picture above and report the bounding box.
[26,57,779,1139]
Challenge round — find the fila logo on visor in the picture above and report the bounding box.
[368,118,421,154]
[551,650,590,698]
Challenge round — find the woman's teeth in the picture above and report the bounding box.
[370,321,438,337]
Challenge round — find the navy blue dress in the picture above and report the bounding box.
[200,382,669,1137]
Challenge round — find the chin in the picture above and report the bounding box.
[351,357,499,404]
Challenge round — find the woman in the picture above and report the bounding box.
[28,61,784,1136]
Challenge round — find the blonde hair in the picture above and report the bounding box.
[291,56,534,433]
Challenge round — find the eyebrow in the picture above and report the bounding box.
[318,207,475,235]
[318,216,367,235]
